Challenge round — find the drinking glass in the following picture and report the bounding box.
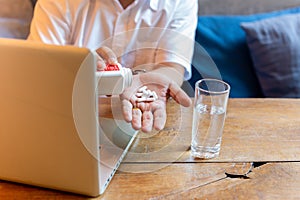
[191,78,230,159]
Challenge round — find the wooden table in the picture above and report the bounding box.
[1,98,300,199]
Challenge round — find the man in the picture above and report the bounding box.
[28,0,198,132]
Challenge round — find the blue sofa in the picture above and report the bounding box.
[185,0,300,98]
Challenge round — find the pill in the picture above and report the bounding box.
[135,92,144,97]
[136,97,156,102]
[152,91,158,99]
[135,86,158,103]
[138,86,147,93]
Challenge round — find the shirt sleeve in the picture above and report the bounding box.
[27,0,72,45]
[155,0,198,80]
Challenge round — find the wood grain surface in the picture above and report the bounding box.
[123,98,300,163]
[1,98,300,199]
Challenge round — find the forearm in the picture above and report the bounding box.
[151,62,185,86]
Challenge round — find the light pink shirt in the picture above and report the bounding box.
[28,0,198,79]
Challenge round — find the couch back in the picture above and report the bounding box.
[0,0,34,39]
[198,0,300,15]
[30,0,37,8]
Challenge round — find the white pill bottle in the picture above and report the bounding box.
[96,64,133,95]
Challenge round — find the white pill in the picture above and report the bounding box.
[148,90,154,97]
[136,97,148,102]
[135,92,143,97]
[136,97,156,102]
[152,91,158,99]
[145,97,156,102]
[138,86,147,93]
[135,86,158,103]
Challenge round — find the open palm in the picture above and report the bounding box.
[120,72,191,133]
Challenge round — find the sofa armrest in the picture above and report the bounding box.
[0,0,34,39]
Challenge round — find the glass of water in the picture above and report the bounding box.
[191,78,230,159]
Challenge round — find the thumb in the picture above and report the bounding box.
[169,82,192,107]
[96,46,118,64]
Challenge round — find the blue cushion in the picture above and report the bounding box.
[241,14,300,98]
[190,6,300,97]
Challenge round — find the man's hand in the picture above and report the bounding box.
[120,71,191,133]
[96,46,118,70]
[95,48,191,132]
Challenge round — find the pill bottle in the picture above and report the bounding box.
[96,64,133,95]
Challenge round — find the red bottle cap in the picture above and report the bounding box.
[104,64,120,71]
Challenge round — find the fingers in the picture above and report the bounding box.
[132,108,142,130]
[132,108,164,133]
[169,81,192,107]
[121,99,165,133]
[96,55,106,70]
[141,111,153,133]
[96,46,118,64]
[96,46,118,71]
[153,107,166,131]
[122,99,144,131]
[121,99,133,122]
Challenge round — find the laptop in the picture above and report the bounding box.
[0,38,138,197]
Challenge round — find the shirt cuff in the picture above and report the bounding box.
[155,52,192,80]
